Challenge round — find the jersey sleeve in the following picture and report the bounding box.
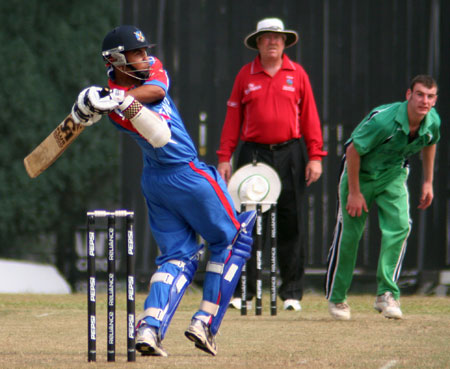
[216,68,245,163]
[297,69,327,160]
[350,108,393,156]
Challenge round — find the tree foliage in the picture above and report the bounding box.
[0,0,121,270]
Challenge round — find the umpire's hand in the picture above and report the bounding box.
[218,162,232,185]
[305,160,322,186]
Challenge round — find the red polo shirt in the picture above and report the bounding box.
[217,54,327,162]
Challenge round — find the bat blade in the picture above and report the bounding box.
[24,114,85,178]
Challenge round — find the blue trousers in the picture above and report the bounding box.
[140,159,240,328]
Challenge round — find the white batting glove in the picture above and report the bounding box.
[86,87,125,115]
[72,87,102,126]
[110,88,126,104]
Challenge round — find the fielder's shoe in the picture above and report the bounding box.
[184,318,217,356]
[229,297,253,310]
[135,322,168,357]
[374,292,403,319]
[283,299,302,311]
[328,301,351,320]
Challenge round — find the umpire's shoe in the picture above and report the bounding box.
[136,322,168,357]
[185,318,217,356]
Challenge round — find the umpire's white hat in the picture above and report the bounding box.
[227,162,282,213]
[244,18,299,50]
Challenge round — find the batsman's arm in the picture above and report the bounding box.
[125,84,165,104]
[118,95,171,148]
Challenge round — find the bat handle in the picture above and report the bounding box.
[99,87,110,98]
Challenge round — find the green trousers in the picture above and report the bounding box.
[326,166,411,302]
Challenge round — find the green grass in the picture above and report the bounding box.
[0,291,449,368]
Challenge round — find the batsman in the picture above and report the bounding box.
[71,25,256,357]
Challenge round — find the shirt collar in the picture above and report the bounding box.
[250,53,296,74]
[395,101,411,134]
[107,79,135,91]
[418,108,437,136]
[395,100,436,136]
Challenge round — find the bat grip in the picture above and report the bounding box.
[99,87,110,98]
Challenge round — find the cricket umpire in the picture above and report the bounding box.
[217,18,327,311]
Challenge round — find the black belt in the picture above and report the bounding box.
[243,138,298,151]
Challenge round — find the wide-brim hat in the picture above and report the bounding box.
[244,18,299,50]
[228,163,282,213]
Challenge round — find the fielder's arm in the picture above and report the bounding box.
[418,144,436,209]
[345,142,368,217]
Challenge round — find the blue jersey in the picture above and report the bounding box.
[107,56,197,168]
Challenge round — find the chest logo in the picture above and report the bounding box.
[245,83,262,95]
[282,77,295,91]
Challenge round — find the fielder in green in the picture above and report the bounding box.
[325,75,440,320]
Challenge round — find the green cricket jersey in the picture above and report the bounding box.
[348,101,440,180]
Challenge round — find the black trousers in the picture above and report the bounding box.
[233,139,307,301]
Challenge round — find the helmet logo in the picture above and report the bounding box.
[134,31,146,43]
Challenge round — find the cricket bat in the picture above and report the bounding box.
[24,114,85,178]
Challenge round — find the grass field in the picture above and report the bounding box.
[0,289,449,369]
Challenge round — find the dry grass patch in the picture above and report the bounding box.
[0,291,449,368]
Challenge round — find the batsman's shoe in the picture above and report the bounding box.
[135,323,168,357]
[184,318,217,356]
[328,301,351,320]
[283,299,302,311]
[374,292,403,319]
